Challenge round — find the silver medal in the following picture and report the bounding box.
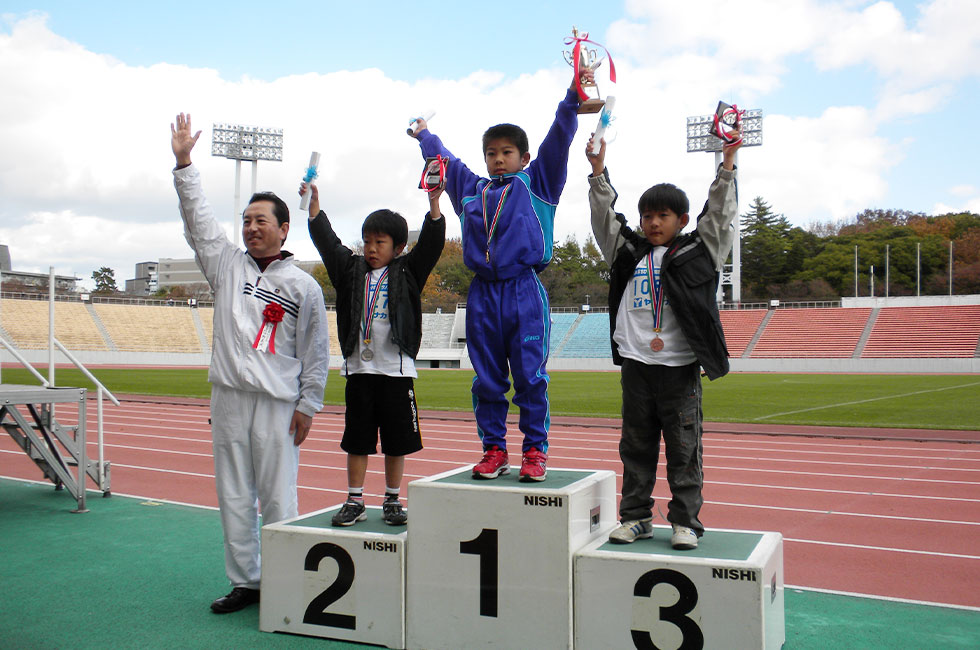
[360,347,374,361]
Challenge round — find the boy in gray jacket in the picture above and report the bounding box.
[586,131,741,549]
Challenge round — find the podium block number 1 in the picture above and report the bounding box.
[303,542,356,630]
[632,568,704,650]
[459,528,498,617]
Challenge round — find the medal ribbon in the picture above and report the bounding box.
[645,250,665,332]
[563,32,617,104]
[481,180,511,262]
[362,267,389,345]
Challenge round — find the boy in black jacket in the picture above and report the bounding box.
[586,132,740,549]
[304,182,446,526]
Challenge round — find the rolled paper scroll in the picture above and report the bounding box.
[407,111,436,136]
[589,95,616,156]
[299,151,320,210]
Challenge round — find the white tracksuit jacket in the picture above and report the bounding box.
[174,164,329,414]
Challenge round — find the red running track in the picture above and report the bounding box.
[1,397,978,609]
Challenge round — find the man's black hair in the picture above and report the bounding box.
[362,209,409,248]
[482,123,529,157]
[637,183,690,218]
[248,192,290,227]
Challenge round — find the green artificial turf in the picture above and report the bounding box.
[3,367,978,430]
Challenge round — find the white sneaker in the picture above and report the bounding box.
[671,524,698,550]
[609,519,653,544]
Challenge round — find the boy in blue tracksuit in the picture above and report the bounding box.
[409,68,590,481]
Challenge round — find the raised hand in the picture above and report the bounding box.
[586,133,606,175]
[299,182,320,218]
[171,112,201,167]
[722,128,743,171]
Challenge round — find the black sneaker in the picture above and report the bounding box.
[331,498,367,526]
[382,499,407,526]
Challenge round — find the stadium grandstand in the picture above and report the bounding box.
[2,293,979,373]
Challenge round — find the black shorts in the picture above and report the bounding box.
[341,374,422,456]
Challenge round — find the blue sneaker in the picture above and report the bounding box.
[609,519,654,543]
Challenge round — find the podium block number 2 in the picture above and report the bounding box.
[631,568,704,650]
[460,528,498,617]
[303,542,356,630]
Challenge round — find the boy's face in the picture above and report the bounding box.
[363,231,406,269]
[242,200,288,258]
[484,138,531,177]
[640,208,689,247]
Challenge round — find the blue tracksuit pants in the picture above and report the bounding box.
[466,270,551,453]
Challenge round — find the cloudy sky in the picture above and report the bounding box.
[1,0,977,290]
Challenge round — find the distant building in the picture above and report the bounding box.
[157,257,209,292]
[0,243,78,292]
[157,257,320,295]
[124,261,158,295]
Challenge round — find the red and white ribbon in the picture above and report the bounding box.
[564,32,617,104]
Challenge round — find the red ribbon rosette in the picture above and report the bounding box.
[253,302,285,354]
[263,302,285,323]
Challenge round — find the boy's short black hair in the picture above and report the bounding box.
[362,209,408,248]
[637,183,690,218]
[482,123,529,157]
[247,192,290,227]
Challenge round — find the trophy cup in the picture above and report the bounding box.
[712,101,744,145]
[563,27,612,114]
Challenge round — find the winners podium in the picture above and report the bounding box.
[260,466,784,649]
[405,467,616,650]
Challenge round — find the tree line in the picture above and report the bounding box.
[323,199,978,310]
[66,199,977,308]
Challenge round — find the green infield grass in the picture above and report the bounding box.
[2,366,977,430]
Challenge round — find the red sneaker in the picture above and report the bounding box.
[472,446,510,479]
[519,448,547,482]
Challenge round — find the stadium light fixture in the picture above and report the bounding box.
[686,107,764,305]
[211,123,284,240]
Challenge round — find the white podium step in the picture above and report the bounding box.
[260,505,407,648]
[405,466,617,650]
[574,526,785,649]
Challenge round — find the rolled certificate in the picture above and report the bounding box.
[589,95,616,156]
[299,151,320,210]
[407,110,436,136]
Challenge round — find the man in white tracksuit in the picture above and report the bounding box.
[170,113,330,614]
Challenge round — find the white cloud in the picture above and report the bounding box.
[0,5,972,291]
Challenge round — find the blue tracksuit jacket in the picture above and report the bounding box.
[415,89,579,452]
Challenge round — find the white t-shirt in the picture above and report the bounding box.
[342,266,418,378]
[613,246,697,367]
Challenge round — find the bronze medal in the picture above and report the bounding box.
[650,337,664,352]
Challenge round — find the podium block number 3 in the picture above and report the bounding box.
[460,528,498,617]
[303,542,356,630]
[631,568,704,650]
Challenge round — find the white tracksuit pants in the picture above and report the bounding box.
[210,384,300,589]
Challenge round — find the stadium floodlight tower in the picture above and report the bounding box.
[211,123,284,239]
[686,107,763,304]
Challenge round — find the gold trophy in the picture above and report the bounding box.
[563,27,606,114]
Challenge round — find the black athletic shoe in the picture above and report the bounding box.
[331,498,367,526]
[382,499,408,525]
